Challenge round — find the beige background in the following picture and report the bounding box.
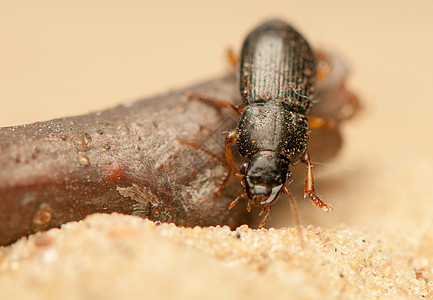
[2,1,433,298]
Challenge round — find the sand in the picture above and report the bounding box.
[1,212,432,299]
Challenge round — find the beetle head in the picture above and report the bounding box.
[240,151,291,207]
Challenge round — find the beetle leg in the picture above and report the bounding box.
[178,132,243,195]
[178,139,226,166]
[227,48,238,69]
[314,50,361,122]
[246,201,252,212]
[308,117,336,130]
[283,186,304,246]
[282,186,301,229]
[209,130,244,193]
[258,206,271,228]
[185,91,243,115]
[178,139,236,194]
[302,152,333,212]
[315,50,332,82]
[224,130,242,178]
[214,169,230,195]
[228,193,247,210]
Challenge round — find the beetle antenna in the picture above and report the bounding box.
[283,186,304,246]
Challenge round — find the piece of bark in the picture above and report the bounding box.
[0,51,359,245]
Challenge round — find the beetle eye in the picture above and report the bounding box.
[239,161,248,175]
[285,172,293,184]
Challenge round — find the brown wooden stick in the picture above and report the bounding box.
[0,75,249,245]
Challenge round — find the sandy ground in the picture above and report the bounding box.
[1,213,432,299]
[1,1,433,299]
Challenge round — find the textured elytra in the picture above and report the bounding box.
[236,20,314,164]
[239,19,316,114]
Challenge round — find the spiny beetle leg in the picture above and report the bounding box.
[258,206,271,228]
[302,152,333,212]
[228,193,247,210]
[215,168,230,195]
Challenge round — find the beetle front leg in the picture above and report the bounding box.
[214,130,244,193]
[302,152,333,212]
[178,139,238,195]
[258,206,271,228]
[224,130,241,176]
[228,193,247,210]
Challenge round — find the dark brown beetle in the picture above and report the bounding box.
[185,20,335,227]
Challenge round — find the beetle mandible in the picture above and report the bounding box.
[184,19,333,227]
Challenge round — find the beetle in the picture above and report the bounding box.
[184,19,333,227]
